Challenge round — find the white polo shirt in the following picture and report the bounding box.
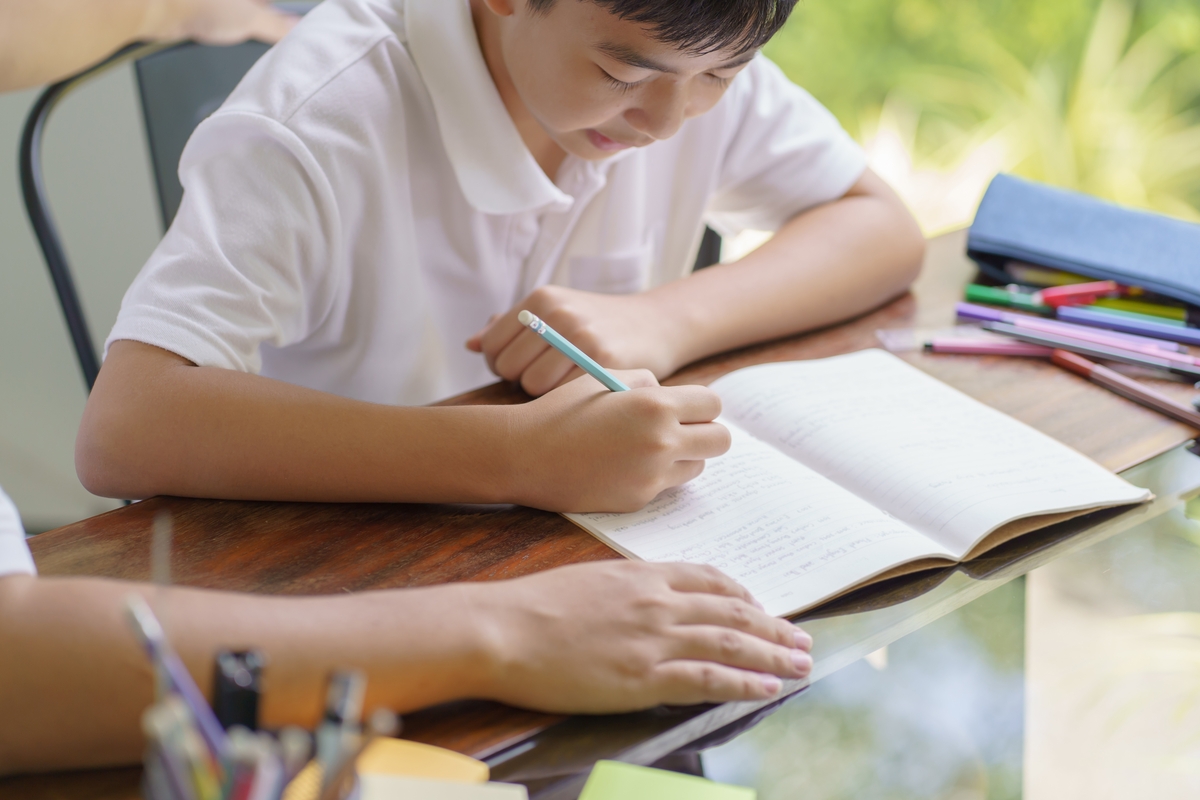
[107,0,866,406]
[0,487,36,578]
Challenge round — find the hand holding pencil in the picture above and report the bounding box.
[467,285,685,396]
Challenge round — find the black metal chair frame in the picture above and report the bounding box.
[20,41,172,392]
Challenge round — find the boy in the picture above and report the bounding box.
[2,1,812,775]
[78,0,924,510]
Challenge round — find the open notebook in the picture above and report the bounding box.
[568,349,1150,617]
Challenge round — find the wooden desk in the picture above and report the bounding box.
[9,229,1199,799]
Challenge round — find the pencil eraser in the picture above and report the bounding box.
[518,310,535,326]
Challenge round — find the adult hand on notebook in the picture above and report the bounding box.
[467,561,812,713]
[508,369,730,512]
[467,286,686,396]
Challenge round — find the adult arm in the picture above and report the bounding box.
[0,0,294,92]
[0,560,811,775]
[473,168,926,395]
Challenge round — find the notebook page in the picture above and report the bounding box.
[712,349,1150,557]
[567,423,955,617]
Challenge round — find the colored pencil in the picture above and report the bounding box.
[1051,350,1200,429]
[518,310,630,392]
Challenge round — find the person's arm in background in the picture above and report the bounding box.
[0,0,295,92]
[0,560,812,776]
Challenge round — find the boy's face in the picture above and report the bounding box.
[486,0,757,160]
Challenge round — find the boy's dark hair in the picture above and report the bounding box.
[528,0,799,56]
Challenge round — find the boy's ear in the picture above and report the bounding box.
[480,0,518,17]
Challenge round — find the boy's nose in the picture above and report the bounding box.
[624,84,687,142]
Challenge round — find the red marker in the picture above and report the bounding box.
[1035,280,1120,308]
[1051,349,1200,429]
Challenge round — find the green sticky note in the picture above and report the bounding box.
[579,761,755,800]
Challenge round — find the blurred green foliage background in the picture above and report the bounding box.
[765,0,1200,231]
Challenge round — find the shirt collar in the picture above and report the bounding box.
[405,0,571,214]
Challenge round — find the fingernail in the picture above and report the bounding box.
[760,674,782,695]
[793,629,813,650]
[791,650,812,676]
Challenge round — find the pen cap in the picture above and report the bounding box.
[213,650,265,731]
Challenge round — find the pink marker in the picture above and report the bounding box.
[926,339,1053,357]
[1014,317,1199,366]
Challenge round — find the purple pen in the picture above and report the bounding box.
[1057,306,1200,347]
[956,303,1186,352]
[126,595,229,759]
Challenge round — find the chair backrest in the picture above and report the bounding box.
[135,42,274,231]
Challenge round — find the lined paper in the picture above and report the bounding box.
[713,350,1149,555]
[569,349,1150,616]
[570,425,951,616]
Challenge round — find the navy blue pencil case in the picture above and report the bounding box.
[967,174,1200,307]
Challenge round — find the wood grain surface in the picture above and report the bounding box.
[12,229,1198,797]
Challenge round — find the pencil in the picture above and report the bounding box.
[1051,350,1200,429]
[518,310,630,392]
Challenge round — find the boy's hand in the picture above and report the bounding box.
[505,370,729,512]
[467,286,689,396]
[466,561,813,713]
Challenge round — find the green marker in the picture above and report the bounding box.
[964,284,1053,315]
[1089,297,1187,321]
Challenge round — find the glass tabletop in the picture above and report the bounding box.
[701,446,1200,799]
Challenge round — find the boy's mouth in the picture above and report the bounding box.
[586,129,634,152]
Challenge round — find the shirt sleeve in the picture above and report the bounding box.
[705,55,868,237]
[105,110,342,373]
[0,487,36,577]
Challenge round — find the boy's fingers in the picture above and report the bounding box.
[610,369,659,390]
[675,421,731,460]
[662,385,723,424]
[663,459,705,490]
[553,366,586,390]
[666,627,809,679]
[519,350,578,397]
[492,331,551,381]
[478,312,526,363]
[671,595,799,649]
[466,313,506,352]
[651,662,783,706]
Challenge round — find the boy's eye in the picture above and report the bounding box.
[706,73,734,88]
[600,69,647,94]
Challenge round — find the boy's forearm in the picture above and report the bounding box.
[0,575,487,775]
[77,341,516,503]
[652,169,925,369]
